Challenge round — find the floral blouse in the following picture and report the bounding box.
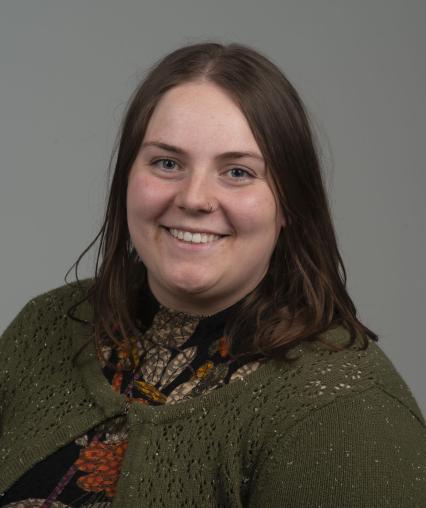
[1,289,264,507]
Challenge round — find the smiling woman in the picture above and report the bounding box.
[127,81,284,315]
[0,42,425,507]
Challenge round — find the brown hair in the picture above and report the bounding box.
[67,41,377,360]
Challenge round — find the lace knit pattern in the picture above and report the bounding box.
[1,287,265,506]
[1,282,425,507]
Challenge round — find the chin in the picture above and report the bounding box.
[168,272,217,296]
[172,281,213,296]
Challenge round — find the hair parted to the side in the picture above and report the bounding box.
[66,41,377,361]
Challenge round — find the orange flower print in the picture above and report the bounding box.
[75,438,128,498]
[219,336,230,358]
[112,371,124,393]
[134,380,167,403]
[193,361,214,380]
[130,339,141,367]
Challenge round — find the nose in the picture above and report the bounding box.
[174,170,217,213]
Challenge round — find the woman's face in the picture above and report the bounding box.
[127,81,284,314]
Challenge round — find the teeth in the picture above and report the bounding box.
[169,228,222,244]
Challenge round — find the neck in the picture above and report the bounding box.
[146,280,248,318]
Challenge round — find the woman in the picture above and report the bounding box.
[0,42,425,507]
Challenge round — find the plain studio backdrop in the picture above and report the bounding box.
[0,1,425,414]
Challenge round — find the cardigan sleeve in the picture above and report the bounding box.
[0,282,85,416]
[248,387,426,508]
[0,301,34,412]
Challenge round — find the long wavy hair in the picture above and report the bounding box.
[67,41,377,361]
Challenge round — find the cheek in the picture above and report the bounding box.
[229,189,279,234]
[127,172,169,222]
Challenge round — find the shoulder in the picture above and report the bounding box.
[260,325,424,427]
[27,278,93,320]
[1,279,93,355]
[0,280,94,398]
[25,278,93,314]
[250,341,426,507]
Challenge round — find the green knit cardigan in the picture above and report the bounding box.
[1,282,425,507]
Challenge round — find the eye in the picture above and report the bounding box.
[226,167,254,180]
[152,158,178,171]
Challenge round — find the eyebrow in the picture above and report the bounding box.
[141,141,264,163]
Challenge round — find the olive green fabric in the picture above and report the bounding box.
[1,283,425,507]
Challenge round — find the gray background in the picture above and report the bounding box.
[1,1,425,414]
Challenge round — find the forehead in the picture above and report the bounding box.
[143,81,262,156]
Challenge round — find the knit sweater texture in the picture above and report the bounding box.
[1,282,425,507]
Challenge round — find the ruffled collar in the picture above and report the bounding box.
[136,282,241,346]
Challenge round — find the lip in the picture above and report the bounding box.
[162,225,229,236]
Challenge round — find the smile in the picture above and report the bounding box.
[168,228,223,244]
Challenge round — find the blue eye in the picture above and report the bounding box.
[228,167,253,179]
[153,158,177,171]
